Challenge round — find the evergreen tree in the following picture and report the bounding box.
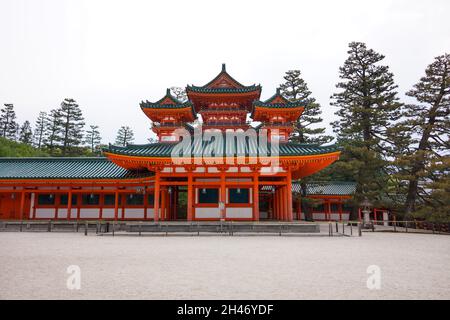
[58,98,85,155]
[330,42,402,210]
[84,125,102,154]
[33,111,47,149]
[19,121,33,145]
[279,70,333,220]
[115,126,134,146]
[393,53,450,218]
[45,109,62,150]
[0,104,18,140]
[280,70,333,145]
[170,87,188,102]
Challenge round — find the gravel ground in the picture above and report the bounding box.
[0,232,449,299]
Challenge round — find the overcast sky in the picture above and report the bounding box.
[1,0,449,144]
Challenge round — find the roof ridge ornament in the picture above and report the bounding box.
[222,63,226,72]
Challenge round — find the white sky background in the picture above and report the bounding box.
[0,0,449,144]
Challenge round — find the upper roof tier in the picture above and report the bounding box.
[186,64,261,112]
[140,88,197,122]
[251,88,305,122]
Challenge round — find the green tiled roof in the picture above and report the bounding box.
[186,64,261,94]
[250,89,304,118]
[0,158,152,180]
[140,89,197,117]
[294,182,357,195]
[186,85,261,94]
[104,141,339,158]
[252,101,304,108]
[261,182,356,196]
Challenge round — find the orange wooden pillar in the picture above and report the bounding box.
[187,172,193,221]
[286,170,293,221]
[252,173,259,221]
[67,189,72,220]
[279,187,283,221]
[274,188,279,220]
[220,170,226,220]
[327,201,332,221]
[281,186,287,221]
[154,171,160,222]
[278,188,282,220]
[114,189,119,221]
[19,190,25,221]
[160,187,166,221]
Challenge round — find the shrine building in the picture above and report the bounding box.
[0,65,353,222]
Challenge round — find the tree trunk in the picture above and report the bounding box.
[404,89,444,218]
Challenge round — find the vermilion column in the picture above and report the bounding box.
[187,172,193,221]
[274,189,278,220]
[19,190,25,221]
[278,188,283,221]
[160,188,166,221]
[328,201,332,221]
[252,173,259,221]
[154,171,160,222]
[114,189,119,221]
[286,169,293,221]
[67,189,72,220]
[280,186,285,221]
[220,170,226,220]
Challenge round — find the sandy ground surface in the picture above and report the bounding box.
[0,232,449,300]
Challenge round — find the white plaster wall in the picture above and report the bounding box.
[312,213,350,221]
[330,213,340,221]
[35,209,55,219]
[226,207,252,219]
[79,209,101,218]
[57,209,68,219]
[146,208,154,219]
[313,213,326,220]
[101,209,115,219]
[195,207,220,219]
[124,208,145,219]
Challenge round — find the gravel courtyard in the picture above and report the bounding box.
[0,232,449,299]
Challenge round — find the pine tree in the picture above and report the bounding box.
[19,121,33,145]
[394,54,450,218]
[33,111,47,148]
[0,104,18,140]
[85,125,102,154]
[279,70,333,220]
[280,70,333,145]
[330,42,402,210]
[58,98,85,155]
[115,126,134,146]
[170,87,188,102]
[45,109,62,150]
